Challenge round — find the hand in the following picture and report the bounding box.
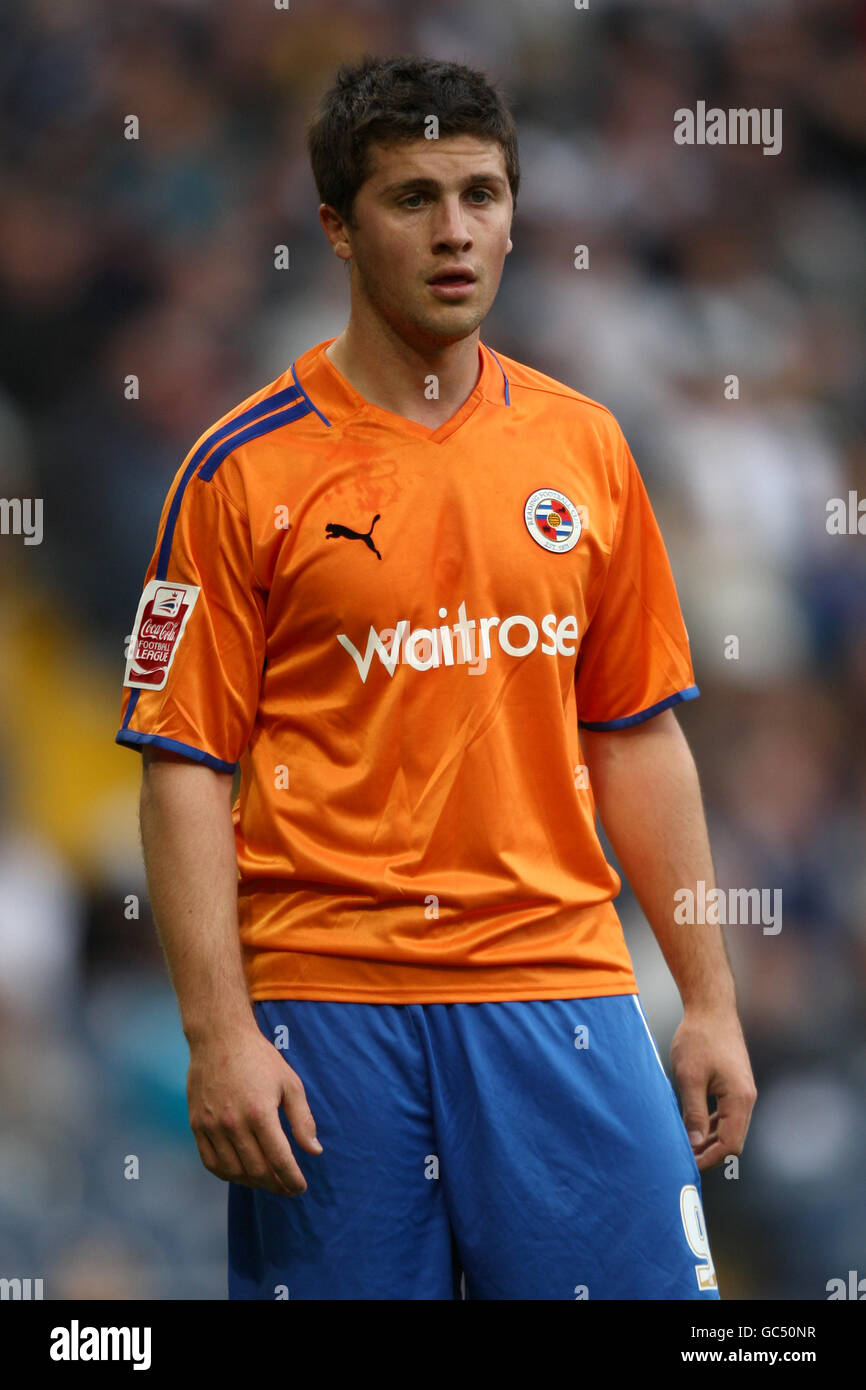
[186,1023,323,1196]
[670,1005,757,1173]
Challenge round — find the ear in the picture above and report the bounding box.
[319,203,353,262]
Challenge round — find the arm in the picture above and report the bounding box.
[140,747,322,1194]
[580,709,757,1171]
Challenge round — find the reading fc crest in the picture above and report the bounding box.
[524,489,582,553]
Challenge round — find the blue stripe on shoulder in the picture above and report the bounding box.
[155,392,310,577]
[197,397,311,480]
[120,387,313,736]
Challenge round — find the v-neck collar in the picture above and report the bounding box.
[290,336,510,446]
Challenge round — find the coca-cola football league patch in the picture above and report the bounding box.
[124,581,200,690]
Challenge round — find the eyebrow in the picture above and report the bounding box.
[378,173,508,197]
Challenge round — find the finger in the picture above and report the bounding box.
[228,1121,304,1197]
[689,1113,719,1154]
[694,1138,731,1172]
[192,1130,221,1174]
[711,1092,755,1159]
[693,1093,755,1170]
[250,1113,309,1196]
[280,1075,324,1155]
[678,1077,711,1150]
[196,1128,251,1185]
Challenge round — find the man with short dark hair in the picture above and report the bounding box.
[117,54,755,1300]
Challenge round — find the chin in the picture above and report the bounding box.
[417,307,485,339]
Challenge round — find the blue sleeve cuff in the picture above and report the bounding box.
[578,684,700,731]
[115,729,238,774]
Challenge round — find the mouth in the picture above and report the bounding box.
[428,268,476,287]
[428,269,477,298]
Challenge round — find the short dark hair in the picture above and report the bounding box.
[306,53,520,227]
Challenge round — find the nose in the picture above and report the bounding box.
[431,194,473,250]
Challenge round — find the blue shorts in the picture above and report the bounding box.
[227,993,720,1300]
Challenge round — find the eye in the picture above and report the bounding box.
[399,188,494,208]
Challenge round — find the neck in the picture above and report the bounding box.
[325,309,481,429]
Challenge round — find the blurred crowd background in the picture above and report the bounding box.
[1,0,864,1299]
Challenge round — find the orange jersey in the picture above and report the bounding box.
[116,337,699,1002]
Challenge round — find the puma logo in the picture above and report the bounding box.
[325,513,382,560]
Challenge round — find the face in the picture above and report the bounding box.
[320,135,514,347]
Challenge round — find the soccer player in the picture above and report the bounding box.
[116,54,756,1300]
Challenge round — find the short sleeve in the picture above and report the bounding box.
[575,439,699,730]
[115,469,266,772]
